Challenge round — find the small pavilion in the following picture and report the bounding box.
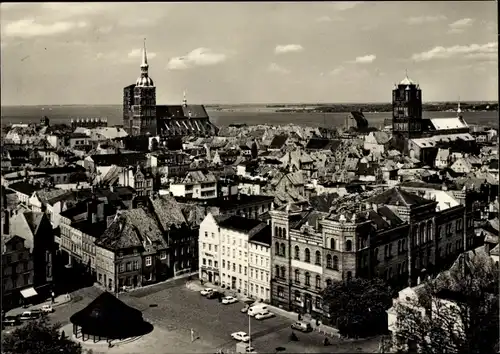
[70,291,153,343]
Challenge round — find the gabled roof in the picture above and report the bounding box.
[249,225,272,246]
[366,187,433,208]
[269,134,288,149]
[150,196,187,231]
[88,153,147,167]
[218,215,266,235]
[8,182,43,196]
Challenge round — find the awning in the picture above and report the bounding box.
[20,287,38,298]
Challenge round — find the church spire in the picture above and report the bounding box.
[457,96,462,115]
[141,38,149,71]
[183,90,188,107]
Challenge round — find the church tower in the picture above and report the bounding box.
[391,72,423,139]
[131,39,157,136]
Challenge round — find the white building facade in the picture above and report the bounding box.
[248,237,271,301]
[198,213,221,284]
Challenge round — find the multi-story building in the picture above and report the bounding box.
[170,170,218,199]
[269,187,477,323]
[2,234,35,310]
[198,214,268,297]
[9,211,55,299]
[248,225,272,301]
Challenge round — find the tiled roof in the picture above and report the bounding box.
[249,225,272,246]
[182,170,217,184]
[22,211,45,235]
[218,215,266,235]
[269,135,288,149]
[89,153,147,167]
[366,187,432,207]
[8,182,44,196]
[151,196,187,231]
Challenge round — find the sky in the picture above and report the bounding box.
[1,2,497,105]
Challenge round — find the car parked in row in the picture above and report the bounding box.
[207,291,222,299]
[254,310,274,320]
[2,316,21,327]
[19,310,43,321]
[291,321,313,332]
[40,305,54,313]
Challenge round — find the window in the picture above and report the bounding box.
[275,265,280,278]
[223,260,225,268]
[214,245,218,252]
[280,243,286,257]
[126,262,131,272]
[222,246,225,255]
[211,232,215,238]
[315,251,321,265]
[294,269,300,283]
[294,290,301,302]
[278,286,284,298]
[294,246,300,260]
[244,266,247,275]
[326,254,332,268]
[214,261,218,268]
[330,238,336,250]
[119,263,125,272]
[275,242,279,255]
[305,272,310,286]
[227,261,231,270]
[326,278,332,287]
[239,265,242,274]
[315,275,321,289]
[251,283,254,293]
[208,260,212,267]
[282,228,287,238]
[346,271,352,281]
[274,226,278,237]
[304,248,310,263]
[315,297,322,310]
[333,256,339,270]
[203,258,207,265]
[280,266,286,278]
[205,232,208,237]
[232,264,236,272]
[345,240,352,252]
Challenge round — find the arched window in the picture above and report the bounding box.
[326,278,332,287]
[278,228,282,238]
[315,275,321,288]
[427,221,433,241]
[294,269,300,283]
[294,246,300,260]
[326,254,332,268]
[315,251,321,265]
[294,290,301,302]
[274,242,279,255]
[280,243,286,257]
[346,271,352,281]
[330,238,336,250]
[333,256,339,270]
[305,272,310,286]
[275,265,280,277]
[345,240,352,252]
[274,226,278,237]
[282,228,287,238]
[280,266,286,278]
[304,248,311,263]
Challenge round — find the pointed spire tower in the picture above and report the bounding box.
[457,96,462,115]
[136,38,154,87]
[183,90,188,107]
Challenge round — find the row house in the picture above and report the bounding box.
[198,214,271,301]
[59,198,109,278]
[2,235,35,310]
[94,196,198,291]
[9,211,55,299]
[269,187,478,324]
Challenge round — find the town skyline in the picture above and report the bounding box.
[1,2,497,106]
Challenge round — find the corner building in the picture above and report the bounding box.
[269,187,478,324]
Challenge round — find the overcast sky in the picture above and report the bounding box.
[1,2,497,105]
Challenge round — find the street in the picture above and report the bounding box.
[7,281,380,353]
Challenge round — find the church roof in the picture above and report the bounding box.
[366,187,433,208]
[400,75,416,86]
[70,291,152,339]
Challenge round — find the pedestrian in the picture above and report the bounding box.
[51,291,55,304]
[200,279,204,286]
[60,330,66,340]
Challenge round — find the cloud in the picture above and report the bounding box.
[331,2,363,11]
[275,44,304,54]
[267,63,290,75]
[41,3,112,17]
[128,48,157,59]
[3,19,87,38]
[448,18,474,34]
[329,66,345,76]
[406,15,447,25]
[411,42,497,61]
[315,15,342,23]
[166,48,227,70]
[354,54,376,64]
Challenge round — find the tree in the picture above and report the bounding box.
[2,316,82,354]
[321,277,393,338]
[387,253,499,354]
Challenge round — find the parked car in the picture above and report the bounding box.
[19,310,42,321]
[231,331,250,342]
[2,316,21,327]
[200,288,214,296]
[291,321,313,332]
[241,305,250,313]
[40,305,54,313]
[207,291,221,299]
[222,296,238,304]
[247,304,268,317]
[255,310,275,320]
